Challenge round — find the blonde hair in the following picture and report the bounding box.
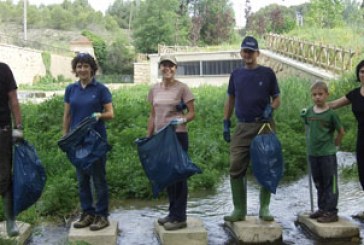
[310,80,328,93]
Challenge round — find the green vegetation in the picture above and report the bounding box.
[0,74,358,224]
[1,0,363,225]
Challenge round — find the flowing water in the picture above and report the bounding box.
[27,153,364,245]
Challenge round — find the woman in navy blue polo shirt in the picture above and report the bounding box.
[62,53,114,231]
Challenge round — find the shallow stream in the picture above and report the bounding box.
[27,152,364,245]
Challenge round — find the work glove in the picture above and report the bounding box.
[170,118,187,125]
[176,100,187,112]
[300,108,307,118]
[300,108,308,123]
[261,104,273,121]
[223,119,231,143]
[92,112,102,121]
[12,126,24,143]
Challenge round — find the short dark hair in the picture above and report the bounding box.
[355,59,364,82]
[71,53,98,76]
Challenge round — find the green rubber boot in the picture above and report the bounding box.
[259,187,274,221]
[224,176,247,222]
[3,191,19,237]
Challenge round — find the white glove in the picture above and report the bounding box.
[12,128,24,142]
[92,112,102,121]
[170,118,187,125]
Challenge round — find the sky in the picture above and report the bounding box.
[15,0,310,28]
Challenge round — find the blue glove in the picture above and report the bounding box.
[223,119,231,143]
[261,104,273,121]
[176,100,187,112]
[170,118,187,125]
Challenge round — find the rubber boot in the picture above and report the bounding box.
[224,176,247,222]
[259,187,274,221]
[3,191,19,237]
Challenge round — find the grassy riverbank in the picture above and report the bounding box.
[0,75,358,224]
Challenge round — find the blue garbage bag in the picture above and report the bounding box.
[250,123,284,194]
[13,140,46,216]
[135,124,202,198]
[58,117,111,172]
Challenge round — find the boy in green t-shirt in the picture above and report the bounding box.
[302,81,345,223]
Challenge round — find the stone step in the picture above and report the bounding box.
[154,216,207,245]
[297,213,360,240]
[68,220,119,245]
[224,216,282,244]
[0,221,32,245]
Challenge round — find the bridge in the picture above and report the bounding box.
[149,34,357,85]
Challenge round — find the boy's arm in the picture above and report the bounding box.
[335,127,345,147]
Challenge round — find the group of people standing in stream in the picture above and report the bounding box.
[1,35,364,237]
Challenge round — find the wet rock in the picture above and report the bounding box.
[297,213,359,239]
[224,216,282,244]
[0,221,32,245]
[155,216,207,245]
[68,220,119,245]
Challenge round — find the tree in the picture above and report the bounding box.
[192,0,235,45]
[106,0,135,29]
[132,0,190,53]
[342,0,364,28]
[248,4,295,35]
[245,0,252,32]
[82,30,107,69]
[103,34,134,74]
[305,0,344,28]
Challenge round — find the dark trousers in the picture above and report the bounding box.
[76,156,109,217]
[166,132,188,222]
[0,126,12,196]
[356,129,364,190]
[309,155,338,213]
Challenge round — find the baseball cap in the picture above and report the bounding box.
[241,36,259,51]
[159,55,177,66]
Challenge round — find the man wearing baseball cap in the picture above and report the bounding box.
[223,36,281,222]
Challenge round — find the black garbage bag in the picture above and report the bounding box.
[250,123,284,194]
[13,140,46,216]
[135,124,202,198]
[58,117,111,171]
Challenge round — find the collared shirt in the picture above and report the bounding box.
[64,78,112,138]
[227,65,280,122]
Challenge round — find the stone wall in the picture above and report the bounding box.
[0,44,74,84]
[133,62,150,84]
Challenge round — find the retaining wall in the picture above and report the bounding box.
[0,44,74,84]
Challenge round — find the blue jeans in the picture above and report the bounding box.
[166,132,188,222]
[76,156,109,217]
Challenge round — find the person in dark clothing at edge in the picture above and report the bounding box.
[0,62,23,237]
[223,36,281,222]
[330,59,364,218]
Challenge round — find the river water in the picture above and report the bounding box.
[27,152,364,245]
